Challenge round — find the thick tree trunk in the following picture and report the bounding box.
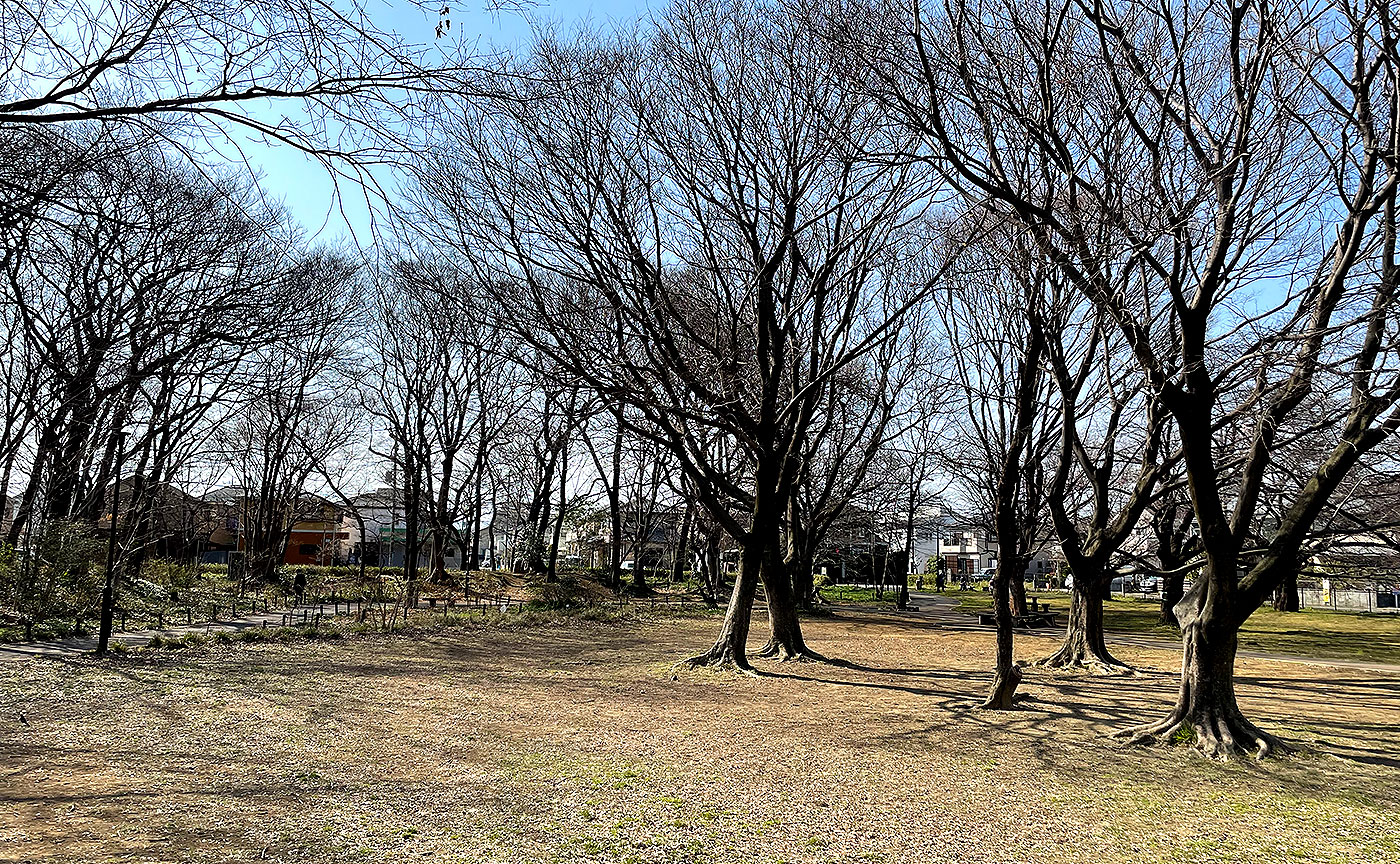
[1038,571,1130,672]
[757,538,821,661]
[1272,570,1299,612]
[1160,569,1185,626]
[1119,585,1286,758]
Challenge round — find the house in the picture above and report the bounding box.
[883,504,944,575]
[95,477,207,560]
[567,504,688,570]
[938,520,1063,584]
[940,523,996,577]
[201,486,350,566]
[342,488,499,570]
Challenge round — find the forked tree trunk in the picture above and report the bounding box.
[1039,571,1129,672]
[1118,584,1285,758]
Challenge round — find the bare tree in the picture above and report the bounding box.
[935,235,1056,709]
[854,0,1400,753]
[411,0,945,668]
[218,253,362,587]
[1038,292,1167,672]
[0,0,489,210]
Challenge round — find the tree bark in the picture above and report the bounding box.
[1160,569,1185,626]
[608,417,623,589]
[1119,587,1284,757]
[1009,568,1028,617]
[680,539,759,670]
[757,536,820,661]
[1038,569,1129,672]
[670,504,692,585]
[982,565,1021,709]
[1118,582,1286,757]
[1272,570,1299,612]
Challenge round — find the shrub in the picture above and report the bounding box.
[528,575,587,610]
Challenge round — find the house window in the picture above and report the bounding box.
[298,544,319,556]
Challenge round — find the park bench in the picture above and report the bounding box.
[977,596,1059,628]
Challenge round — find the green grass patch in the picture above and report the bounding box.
[949,589,1400,665]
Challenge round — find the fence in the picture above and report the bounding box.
[1299,587,1400,613]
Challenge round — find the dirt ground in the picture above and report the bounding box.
[2,609,1398,864]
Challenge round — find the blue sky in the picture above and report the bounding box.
[251,1,653,246]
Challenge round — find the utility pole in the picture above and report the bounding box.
[97,431,126,658]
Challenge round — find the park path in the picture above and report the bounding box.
[905,591,1400,675]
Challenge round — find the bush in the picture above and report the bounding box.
[528,575,587,610]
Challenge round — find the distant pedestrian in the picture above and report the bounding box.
[935,572,946,592]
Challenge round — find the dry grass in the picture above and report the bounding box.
[2,609,1398,864]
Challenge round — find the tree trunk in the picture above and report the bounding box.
[1160,569,1185,626]
[1118,583,1285,757]
[1038,570,1129,672]
[608,419,623,589]
[546,442,568,583]
[701,533,723,605]
[680,539,758,670]
[757,536,820,661]
[786,495,814,608]
[404,461,421,607]
[1272,570,1299,612]
[982,566,1021,709]
[1009,568,1028,617]
[670,505,692,585]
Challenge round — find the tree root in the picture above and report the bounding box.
[1114,710,1292,760]
[1034,646,1136,676]
[755,639,830,663]
[670,647,758,678]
